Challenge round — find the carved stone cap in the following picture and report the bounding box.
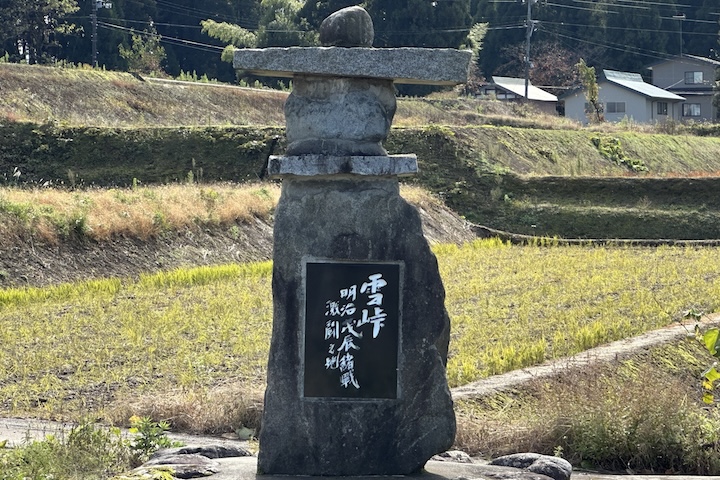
[233,47,472,85]
[319,6,374,47]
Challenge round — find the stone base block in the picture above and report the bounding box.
[267,154,418,178]
[258,177,454,475]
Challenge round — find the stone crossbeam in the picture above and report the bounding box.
[267,155,418,178]
[234,47,472,85]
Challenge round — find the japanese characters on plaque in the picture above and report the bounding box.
[303,261,402,399]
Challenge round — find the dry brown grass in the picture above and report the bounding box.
[0,183,451,246]
[106,382,265,436]
[0,183,281,244]
[454,339,720,473]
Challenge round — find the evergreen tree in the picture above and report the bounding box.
[297,0,359,31]
[681,0,720,58]
[119,23,167,74]
[368,0,471,49]
[0,0,79,63]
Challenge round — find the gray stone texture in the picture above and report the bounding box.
[233,46,472,85]
[139,453,220,478]
[267,155,417,178]
[490,453,573,480]
[257,177,455,475]
[285,76,396,156]
[188,456,563,480]
[319,6,374,47]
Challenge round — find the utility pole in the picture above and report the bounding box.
[523,0,538,103]
[672,13,685,57]
[91,0,98,67]
[91,0,113,68]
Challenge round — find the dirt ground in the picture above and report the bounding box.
[0,199,477,288]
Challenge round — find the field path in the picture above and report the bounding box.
[451,315,720,400]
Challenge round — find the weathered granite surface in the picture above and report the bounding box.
[490,453,573,480]
[257,177,455,475]
[319,6,374,47]
[233,47,472,85]
[284,76,396,156]
[267,155,417,178]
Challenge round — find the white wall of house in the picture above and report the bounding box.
[562,90,589,124]
[652,58,716,92]
[562,84,682,124]
[598,82,649,122]
[650,57,718,122]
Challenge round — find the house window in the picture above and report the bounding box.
[606,102,625,114]
[657,102,668,116]
[684,71,704,84]
[682,103,701,117]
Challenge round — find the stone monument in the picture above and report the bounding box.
[234,6,471,476]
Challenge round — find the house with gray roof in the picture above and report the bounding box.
[479,76,558,115]
[561,70,685,124]
[646,54,720,122]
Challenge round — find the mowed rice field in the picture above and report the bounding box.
[1,239,719,421]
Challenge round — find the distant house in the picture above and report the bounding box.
[561,70,685,124]
[479,76,558,115]
[646,54,720,122]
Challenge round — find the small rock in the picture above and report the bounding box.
[151,444,253,460]
[432,450,474,463]
[140,453,220,479]
[319,6,374,47]
[489,453,572,480]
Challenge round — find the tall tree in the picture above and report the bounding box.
[494,40,580,94]
[680,0,720,58]
[119,23,167,74]
[201,0,316,83]
[297,0,359,31]
[202,0,316,54]
[0,0,79,63]
[714,19,719,118]
[154,0,258,79]
[368,0,471,49]
[577,58,603,123]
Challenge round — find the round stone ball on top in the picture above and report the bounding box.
[319,5,374,47]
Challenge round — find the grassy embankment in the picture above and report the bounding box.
[3,62,720,239]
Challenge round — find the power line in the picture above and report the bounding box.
[540,24,681,63]
[97,21,224,53]
[545,2,619,15]
[541,20,719,37]
[571,0,649,11]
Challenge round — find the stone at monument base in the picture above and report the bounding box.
[209,456,561,480]
[258,175,455,476]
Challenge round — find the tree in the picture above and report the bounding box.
[119,24,167,75]
[368,0,471,49]
[202,0,317,64]
[494,40,580,95]
[459,22,488,95]
[714,27,719,118]
[0,0,79,63]
[297,0,359,30]
[576,58,603,123]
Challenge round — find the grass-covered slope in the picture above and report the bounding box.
[3,62,720,239]
[0,63,287,127]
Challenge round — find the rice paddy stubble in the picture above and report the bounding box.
[1,241,720,423]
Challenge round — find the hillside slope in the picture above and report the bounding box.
[3,63,720,239]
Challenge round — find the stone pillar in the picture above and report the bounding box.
[233,5,471,476]
[259,177,454,475]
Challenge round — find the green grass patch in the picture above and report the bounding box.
[455,340,720,474]
[438,239,720,385]
[2,240,720,421]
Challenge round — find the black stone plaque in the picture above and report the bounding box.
[303,260,402,399]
